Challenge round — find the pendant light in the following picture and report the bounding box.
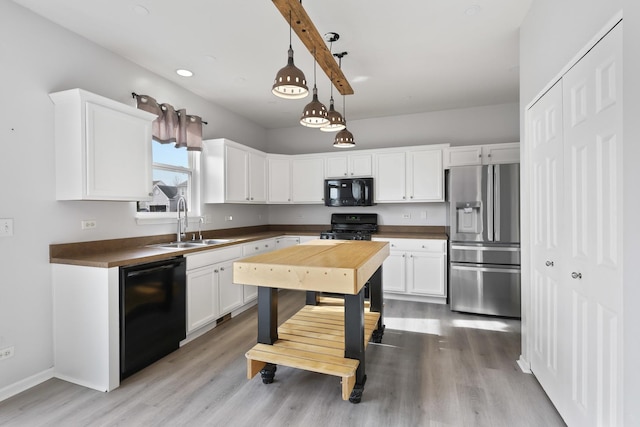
[320,42,345,132]
[333,53,354,147]
[300,48,329,128]
[272,11,308,99]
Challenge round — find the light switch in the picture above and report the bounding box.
[0,218,14,237]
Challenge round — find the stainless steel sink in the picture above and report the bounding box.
[149,238,236,249]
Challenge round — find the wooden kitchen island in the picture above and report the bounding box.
[233,239,389,403]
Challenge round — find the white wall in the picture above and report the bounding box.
[520,1,640,424]
[266,103,520,155]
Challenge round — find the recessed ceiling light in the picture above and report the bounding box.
[176,69,194,77]
[464,5,482,16]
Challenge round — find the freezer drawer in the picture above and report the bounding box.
[449,262,521,317]
[450,242,520,265]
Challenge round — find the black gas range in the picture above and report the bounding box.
[320,213,378,241]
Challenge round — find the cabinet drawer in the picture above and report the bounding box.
[242,239,276,256]
[186,246,243,270]
[381,238,446,253]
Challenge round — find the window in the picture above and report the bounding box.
[137,141,199,216]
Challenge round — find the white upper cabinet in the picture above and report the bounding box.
[375,147,444,202]
[291,156,325,204]
[444,143,520,168]
[202,139,266,204]
[267,155,292,203]
[49,89,156,201]
[325,153,373,178]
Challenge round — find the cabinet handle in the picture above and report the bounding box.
[254,247,259,250]
[545,260,554,267]
[246,197,249,200]
[391,244,395,247]
[288,198,291,201]
[350,172,354,175]
[571,272,582,279]
[220,267,225,271]
[344,173,347,176]
[214,269,219,273]
[402,196,406,200]
[402,254,405,258]
[264,244,269,248]
[478,153,482,158]
[250,197,254,200]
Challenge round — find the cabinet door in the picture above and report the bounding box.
[186,266,218,332]
[483,143,520,164]
[407,149,443,201]
[349,154,373,177]
[249,152,267,202]
[408,252,446,296]
[375,152,406,202]
[268,157,291,203]
[86,102,153,200]
[326,156,349,177]
[291,157,324,203]
[218,260,243,315]
[445,146,483,167]
[225,145,249,202]
[382,252,406,293]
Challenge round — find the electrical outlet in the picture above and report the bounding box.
[225,215,233,221]
[0,346,14,361]
[0,218,14,237]
[402,213,411,219]
[81,220,97,230]
[421,211,428,220]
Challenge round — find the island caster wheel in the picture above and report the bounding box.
[372,324,385,343]
[260,364,277,384]
[349,386,363,404]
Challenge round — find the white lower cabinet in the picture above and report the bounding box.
[375,238,447,302]
[241,238,276,303]
[186,246,243,333]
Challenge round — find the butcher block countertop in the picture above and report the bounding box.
[49,225,445,268]
[233,240,390,295]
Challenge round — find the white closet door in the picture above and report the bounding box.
[528,80,566,415]
[562,22,622,427]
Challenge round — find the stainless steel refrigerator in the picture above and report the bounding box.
[448,164,521,317]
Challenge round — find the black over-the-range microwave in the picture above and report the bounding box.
[324,177,375,207]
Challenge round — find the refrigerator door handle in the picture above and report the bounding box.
[487,165,494,241]
[494,165,501,241]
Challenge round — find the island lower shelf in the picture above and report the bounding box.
[246,302,381,400]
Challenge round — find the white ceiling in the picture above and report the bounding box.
[11,0,532,130]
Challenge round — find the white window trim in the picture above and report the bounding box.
[136,151,201,225]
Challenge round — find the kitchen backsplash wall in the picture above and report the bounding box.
[266,203,447,227]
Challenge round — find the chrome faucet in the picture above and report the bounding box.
[198,217,204,241]
[176,196,188,242]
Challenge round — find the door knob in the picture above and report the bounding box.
[571,272,582,279]
[545,260,554,267]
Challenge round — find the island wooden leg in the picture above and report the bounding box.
[368,266,385,343]
[257,287,278,345]
[344,289,366,403]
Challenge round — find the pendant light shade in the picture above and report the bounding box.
[333,127,355,148]
[272,11,308,100]
[272,47,308,99]
[320,96,345,132]
[300,49,329,128]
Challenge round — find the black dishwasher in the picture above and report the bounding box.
[120,256,186,379]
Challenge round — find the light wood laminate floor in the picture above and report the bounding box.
[0,291,565,426]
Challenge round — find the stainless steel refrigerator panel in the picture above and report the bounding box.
[449,262,521,317]
[450,243,520,265]
[493,163,520,244]
[448,165,489,242]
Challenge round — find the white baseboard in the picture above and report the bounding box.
[0,368,54,403]
[517,355,532,373]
